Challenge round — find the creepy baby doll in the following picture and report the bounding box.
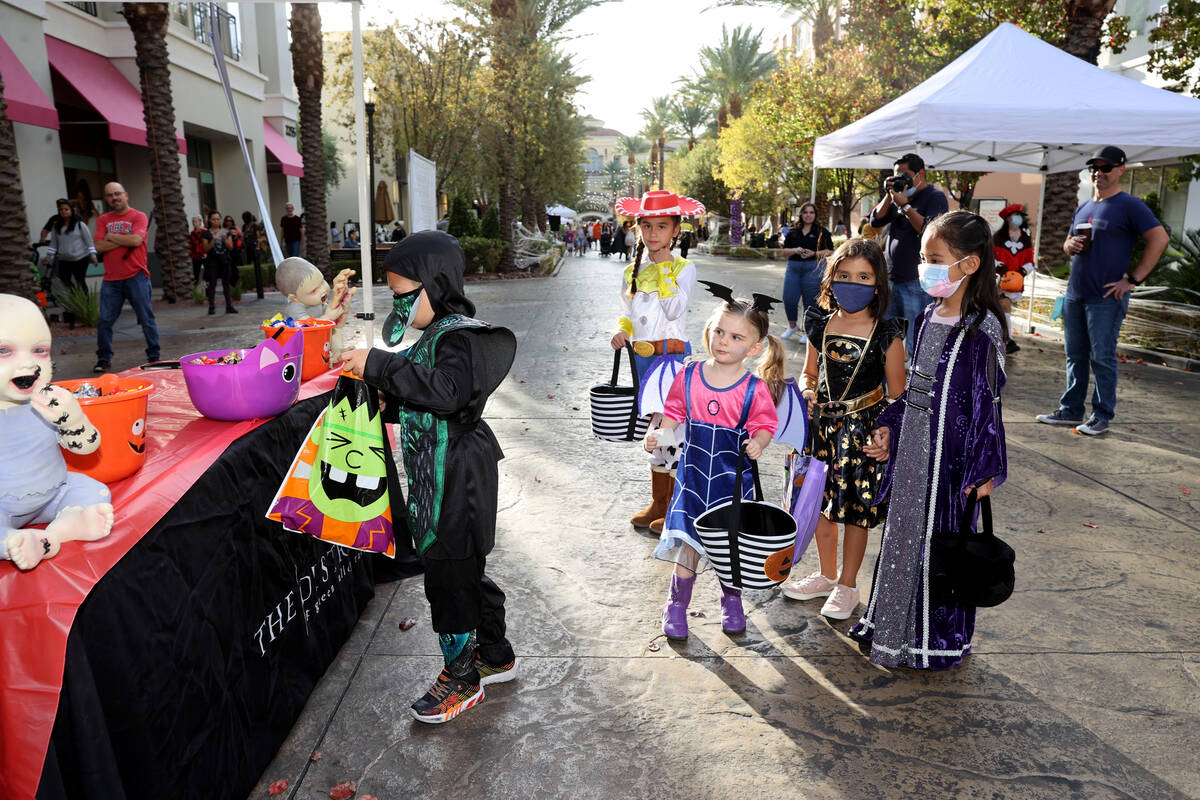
[275,257,358,354]
[0,294,114,570]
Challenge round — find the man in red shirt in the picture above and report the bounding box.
[92,182,159,373]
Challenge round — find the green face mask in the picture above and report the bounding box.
[383,287,423,346]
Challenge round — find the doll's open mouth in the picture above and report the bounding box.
[11,372,39,390]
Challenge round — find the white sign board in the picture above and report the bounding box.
[976,198,1008,232]
[407,150,438,233]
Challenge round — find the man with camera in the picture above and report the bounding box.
[868,153,948,349]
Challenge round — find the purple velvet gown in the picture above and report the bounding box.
[850,307,1007,670]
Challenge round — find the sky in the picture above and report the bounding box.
[317,1,793,136]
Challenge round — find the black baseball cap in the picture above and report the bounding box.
[1086,145,1126,167]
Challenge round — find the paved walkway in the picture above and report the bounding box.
[56,251,1199,799]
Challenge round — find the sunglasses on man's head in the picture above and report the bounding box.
[1089,163,1116,173]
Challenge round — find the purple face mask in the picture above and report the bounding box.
[831,281,876,313]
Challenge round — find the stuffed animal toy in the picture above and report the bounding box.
[0,294,114,570]
[274,258,357,357]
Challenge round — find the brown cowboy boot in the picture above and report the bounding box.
[648,470,675,533]
[631,468,673,529]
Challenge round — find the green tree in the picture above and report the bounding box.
[617,134,649,196]
[1147,0,1200,96]
[480,204,501,239]
[689,25,777,128]
[664,138,729,217]
[640,96,674,189]
[448,195,480,238]
[669,97,713,151]
[710,0,840,58]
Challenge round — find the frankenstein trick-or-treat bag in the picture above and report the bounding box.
[268,371,397,556]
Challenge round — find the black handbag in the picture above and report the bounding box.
[588,344,648,442]
[928,489,1015,608]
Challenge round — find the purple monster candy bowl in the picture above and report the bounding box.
[180,334,303,421]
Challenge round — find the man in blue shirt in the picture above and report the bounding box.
[1036,146,1169,436]
[869,153,949,350]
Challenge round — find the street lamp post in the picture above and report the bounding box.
[365,80,376,259]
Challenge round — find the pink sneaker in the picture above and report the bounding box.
[782,571,837,601]
[819,584,860,620]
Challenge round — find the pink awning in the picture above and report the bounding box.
[0,35,58,130]
[45,36,185,153]
[263,120,303,177]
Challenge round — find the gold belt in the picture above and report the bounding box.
[817,386,885,418]
[632,339,687,357]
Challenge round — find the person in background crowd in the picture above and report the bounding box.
[330,220,343,248]
[188,216,206,285]
[869,153,949,350]
[241,211,262,274]
[391,221,407,243]
[1035,146,1169,436]
[222,215,243,257]
[993,203,1035,355]
[92,182,159,372]
[42,198,97,292]
[779,203,834,343]
[202,211,238,316]
[345,228,361,248]
[280,203,303,258]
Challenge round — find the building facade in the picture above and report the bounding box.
[0,0,303,275]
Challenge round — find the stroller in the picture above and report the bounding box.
[600,230,613,257]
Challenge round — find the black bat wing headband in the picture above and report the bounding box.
[699,280,782,314]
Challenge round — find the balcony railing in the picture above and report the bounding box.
[66,2,98,15]
[172,3,241,61]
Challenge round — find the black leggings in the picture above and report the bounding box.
[56,257,90,290]
[205,258,232,307]
[422,553,514,664]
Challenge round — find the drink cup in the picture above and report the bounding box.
[1074,222,1092,251]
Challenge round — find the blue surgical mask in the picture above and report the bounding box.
[831,281,876,313]
[1009,214,1023,228]
[382,287,423,346]
[905,185,917,197]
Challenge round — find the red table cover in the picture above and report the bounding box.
[0,367,338,799]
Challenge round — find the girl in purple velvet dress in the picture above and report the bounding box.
[852,211,1008,670]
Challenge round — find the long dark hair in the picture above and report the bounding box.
[993,209,1032,251]
[797,202,820,233]
[925,211,1008,339]
[817,237,890,319]
[53,199,80,234]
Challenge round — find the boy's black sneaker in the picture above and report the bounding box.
[474,654,519,686]
[92,360,110,374]
[409,668,484,724]
[1006,339,1020,354]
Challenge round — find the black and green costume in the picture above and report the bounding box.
[363,231,517,667]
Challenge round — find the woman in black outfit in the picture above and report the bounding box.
[779,202,834,341]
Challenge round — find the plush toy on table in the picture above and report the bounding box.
[0,294,114,570]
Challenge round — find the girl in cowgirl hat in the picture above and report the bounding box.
[993,204,1034,354]
[610,190,705,534]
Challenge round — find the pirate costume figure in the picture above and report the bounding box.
[993,204,1034,354]
[611,190,705,534]
[357,231,518,722]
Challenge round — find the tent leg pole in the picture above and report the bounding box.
[352,1,375,346]
[1028,170,1047,334]
[810,164,817,204]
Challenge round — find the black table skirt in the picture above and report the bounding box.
[37,394,410,799]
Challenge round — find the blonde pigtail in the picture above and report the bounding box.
[755,334,787,404]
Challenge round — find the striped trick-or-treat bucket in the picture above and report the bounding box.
[589,344,648,441]
[695,451,797,590]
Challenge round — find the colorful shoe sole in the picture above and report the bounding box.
[409,686,485,724]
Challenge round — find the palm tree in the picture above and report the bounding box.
[123,2,191,302]
[709,0,839,58]
[695,25,777,128]
[0,74,34,300]
[670,97,713,151]
[1037,0,1119,273]
[289,3,329,273]
[640,96,673,190]
[617,134,649,197]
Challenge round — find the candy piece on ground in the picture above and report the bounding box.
[310,750,323,762]
[398,617,416,631]
[268,779,290,795]
[329,781,357,799]
[1082,522,1098,528]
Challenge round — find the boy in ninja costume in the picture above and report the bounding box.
[340,231,518,723]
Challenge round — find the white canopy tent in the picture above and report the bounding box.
[546,204,577,219]
[812,22,1200,331]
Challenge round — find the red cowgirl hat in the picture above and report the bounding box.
[614,190,705,218]
[999,203,1025,220]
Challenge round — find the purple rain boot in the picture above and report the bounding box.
[720,584,746,634]
[661,573,696,640]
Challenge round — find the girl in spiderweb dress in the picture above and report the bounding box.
[645,285,785,640]
[781,238,907,622]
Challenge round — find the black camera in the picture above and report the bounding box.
[885,173,913,193]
